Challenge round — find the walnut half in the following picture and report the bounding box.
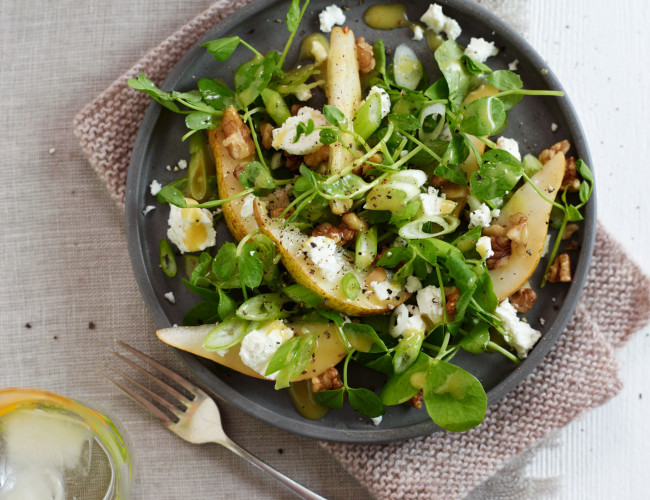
[355,37,376,74]
[311,367,343,393]
[221,106,255,160]
[546,253,572,283]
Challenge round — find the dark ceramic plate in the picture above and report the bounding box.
[126,0,595,443]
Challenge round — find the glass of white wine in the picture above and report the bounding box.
[0,388,132,499]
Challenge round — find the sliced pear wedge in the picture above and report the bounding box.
[207,129,257,241]
[489,152,566,300]
[253,199,411,316]
[156,320,347,381]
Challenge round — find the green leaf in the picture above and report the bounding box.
[434,163,467,186]
[182,300,219,326]
[282,284,324,308]
[472,270,498,312]
[238,243,264,288]
[185,112,218,131]
[159,186,187,207]
[578,181,590,204]
[323,104,347,128]
[486,70,523,91]
[388,113,420,132]
[376,247,413,268]
[202,37,241,62]
[576,159,594,183]
[212,242,237,282]
[235,53,280,107]
[470,149,524,202]
[434,41,473,106]
[127,72,181,112]
[316,309,345,324]
[372,40,387,79]
[460,96,507,136]
[460,55,493,75]
[422,359,487,432]
[381,352,431,405]
[217,289,237,321]
[442,134,470,166]
[314,388,345,409]
[286,0,301,32]
[348,387,385,418]
[343,323,387,353]
[237,161,276,195]
[424,78,449,100]
[197,78,235,111]
[566,204,584,222]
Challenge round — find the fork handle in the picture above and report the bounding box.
[220,437,327,500]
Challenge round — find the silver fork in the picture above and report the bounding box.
[101,341,326,500]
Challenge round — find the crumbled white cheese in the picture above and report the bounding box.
[164,291,176,304]
[240,193,255,218]
[166,165,172,171]
[177,159,188,170]
[551,122,558,132]
[405,275,423,293]
[271,107,328,155]
[464,37,499,63]
[508,59,519,71]
[420,4,461,40]
[420,4,446,32]
[239,322,294,379]
[420,187,447,216]
[368,86,391,119]
[469,203,498,229]
[416,286,444,326]
[300,236,343,282]
[541,234,551,258]
[389,304,427,338]
[412,25,424,41]
[370,416,383,426]
[294,88,312,101]
[476,236,494,260]
[142,205,155,216]
[494,299,542,358]
[370,280,399,301]
[150,179,162,196]
[443,18,462,40]
[48,147,56,155]
[496,136,522,161]
[319,4,346,33]
[167,197,217,254]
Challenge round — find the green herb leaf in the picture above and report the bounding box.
[197,78,235,111]
[486,70,523,91]
[237,161,276,195]
[388,113,420,131]
[238,243,264,288]
[381,352,431,405]
[235,53,280,107]
[323,104,347,128]
[460,55,493,75]
[347,387,385,418]
[422,359,487,432]
[127,73,181,112]
[282,284,324,308]
[434,41,473,106]
[202,37,241,62]
[185,112,218,131]
[159,186,187,207]
[343,323,387,353]
[460,96,507,136]
[212,242,237,282]
[424,78,449,100]
[458,319,490,354]
[182,300,219,326]
[285,0,301,32]
[217,289,237,321]
[314,388,345,409]
[470,149,524,202]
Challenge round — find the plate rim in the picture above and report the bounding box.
[126,0,596,443]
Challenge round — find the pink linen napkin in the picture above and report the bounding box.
[73,1,650,498]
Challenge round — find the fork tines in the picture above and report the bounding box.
[100,341,196,425]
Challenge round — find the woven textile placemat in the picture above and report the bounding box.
[73,1,650,498]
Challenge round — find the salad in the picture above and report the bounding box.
[130,1,593,432]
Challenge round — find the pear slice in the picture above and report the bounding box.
[156,320,347,381]
[489,152,566,300]
[253,199,410,316]
[207,129,257,241]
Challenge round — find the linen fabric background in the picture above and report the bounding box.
[3,0,650,499]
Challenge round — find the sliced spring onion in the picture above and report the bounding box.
[158,238,177,278]
[341,273,361,300]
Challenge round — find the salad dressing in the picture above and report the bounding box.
[181,207,209,251]
[288,380,329,420]
[363,4,410,31]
